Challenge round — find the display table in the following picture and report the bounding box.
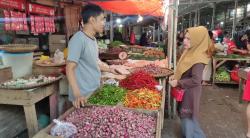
[0,82,60,138]
[212,56,250,85]
[33,106,161,138]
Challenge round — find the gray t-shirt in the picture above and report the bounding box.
[67,31,101,101]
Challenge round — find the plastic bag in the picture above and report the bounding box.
[53,49,65,64]
[50,119,77,138]
[103,78,119,86]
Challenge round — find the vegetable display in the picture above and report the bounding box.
[119,71,159,90]
[65,106,157,138]
[1,75,57,87]
[124,88,161,110]
[108,47,124,54]
[143,49,165,59]
[215,67,231,82]
[129,54,165,61]
[88,85,126,106]
[132,64,173,77]
[110,41,125,47]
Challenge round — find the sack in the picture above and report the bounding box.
[171,87,184,102]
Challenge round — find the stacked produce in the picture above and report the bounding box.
[108,47,124,54]
[110,41,125,47]
[106,59,128,65]
[132,64,173,77]
[215,67,231,82]
[124,88,161,110]
[1,75,57,87]
[88,85,126,105]
[143,49,165,59]
[65,106,157,138]
[88,85,126,106]
[119,71,159,90]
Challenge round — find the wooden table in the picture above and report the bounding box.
[0,82,60,138]
[212,56,250,85]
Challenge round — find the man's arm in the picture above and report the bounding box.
[66,61,86,108]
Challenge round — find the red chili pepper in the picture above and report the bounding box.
[120,70,158,90]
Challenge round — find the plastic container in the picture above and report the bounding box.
[0,51,33,78]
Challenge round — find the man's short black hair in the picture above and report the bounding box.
[81,4,104,24]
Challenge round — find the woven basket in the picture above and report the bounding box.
[35,60,66,67]
[0,44,38,53]
[0,74,63,90]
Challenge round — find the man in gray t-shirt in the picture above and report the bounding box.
[66,4,113,108]
[67,31,101,102]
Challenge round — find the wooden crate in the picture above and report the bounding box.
[33,106,162,138]
[0,67,13,83]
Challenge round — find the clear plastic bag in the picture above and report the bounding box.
[50,119,77,138]
[103,78,119,86]
[53,49,65,64]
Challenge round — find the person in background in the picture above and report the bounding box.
[223,31,248,55]
[177,31,185,61]
[66,4,115,108]
[140,32,149,46]
[202,31,215,85]
[169,26,213,138]
[130,31,136,45]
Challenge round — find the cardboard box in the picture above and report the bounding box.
[49,35,66,44]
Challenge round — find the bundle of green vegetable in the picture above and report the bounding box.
[109,41,125,47]
[88,85,127,105]
[215,67,231,82]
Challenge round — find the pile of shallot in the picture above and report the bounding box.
[65,106,157,138]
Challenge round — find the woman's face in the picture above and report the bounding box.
[183,32,191,49]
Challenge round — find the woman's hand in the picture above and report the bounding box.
[169,79,178,87]
[169,75,175,81]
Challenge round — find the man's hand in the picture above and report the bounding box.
[241,50,248,54]
[72,96,86,108]
[169,80,178,87]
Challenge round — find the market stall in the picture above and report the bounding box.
[212,55,250,85]
[0,74,62,138]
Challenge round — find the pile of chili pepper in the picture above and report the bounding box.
[87,85,126,106]
[119,70,158,90]
[123,88,161,110]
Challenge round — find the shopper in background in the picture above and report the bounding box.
[202,31,215,85]
[169,26,212,138]
[139,32,149,46]
[66,4,114,108]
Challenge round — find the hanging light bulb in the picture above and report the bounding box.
[137,15,143,23]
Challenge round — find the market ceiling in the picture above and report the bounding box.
[87,0,164,17]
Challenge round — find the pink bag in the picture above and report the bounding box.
[243,80,250,101]
[171,87,184,102]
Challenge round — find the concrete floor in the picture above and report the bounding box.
[162,85,247,138]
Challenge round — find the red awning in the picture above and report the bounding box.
[92,0,163,17]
